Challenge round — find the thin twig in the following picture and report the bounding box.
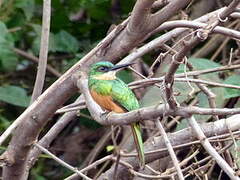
[129,77,240,90]
[187,62,218,120]
[31,0,51,103]
[97,115,240,179]
[65,155,113,180]
[130,169,173,179]
[162,150,199,175]
[156,118,184,180]
[121,130,240,158]
[34,142,92,180]
[188,116,239,180]
[163,0,240,110]
[13,48,61,77]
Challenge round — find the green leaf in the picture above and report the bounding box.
[32,33,56,55]
[0,22,9,38]
[230,140,240,168]
[15,0,35,20]
[106,145,114,152]
[177,58,221,73]
[223,75,240,99]
[140,86,164,107]
[0,85,30,107]
[0,21,18,72]
[175,119,188,131]
[0,47,18,71]
[140,82,198,108]
[0,115,11,129]
[177,58,221,82]
[54,30,79,53]
[195,87,225,122]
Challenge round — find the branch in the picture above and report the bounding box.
[155,20,240,39]
[98,115,240,179]
[31,0,51,103]
[129,77,240,90]
[0,12,132,180]
[77,75,240,126]
[152,0,170,9]
[13,48,61,78]
[34,142,92,180]
[65,155,113,180]
[76,73,104,124]
[156,119,184,180]
[164,0,240,109]
[26,95,84,171]
[150,0,191,30]
[188,116,239,180]
[128,0,155,33]
[120,7,239,65]
[103,0,192,61]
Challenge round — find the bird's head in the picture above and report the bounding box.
[89,61,133,80]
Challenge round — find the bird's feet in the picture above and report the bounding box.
[106,111,115,119]
[100,111,115,119]
[100,110,109,119]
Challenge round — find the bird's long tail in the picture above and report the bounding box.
[131,122,145,168]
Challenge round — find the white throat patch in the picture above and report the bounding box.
[93,71,116,80]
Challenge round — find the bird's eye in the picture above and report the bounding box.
[98,66,108,72]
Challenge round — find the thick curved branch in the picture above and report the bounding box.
[128,0,154,33]
[77,75,240,126]
[103,0,192,62]
[98,115,240,180]
[151,0,191,30]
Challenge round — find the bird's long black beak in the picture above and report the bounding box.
[109,62,134,71]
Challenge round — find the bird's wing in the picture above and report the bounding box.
[111,79,145,167]
[111,79,139,112]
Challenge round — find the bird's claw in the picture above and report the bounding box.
[100,110,109,118]
[106,111,115,119]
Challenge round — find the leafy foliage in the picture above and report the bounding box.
[223,75,240,99]
[0,21,18,71]
[0,85,30,107]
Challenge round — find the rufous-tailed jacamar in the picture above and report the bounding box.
[88,61,145,168]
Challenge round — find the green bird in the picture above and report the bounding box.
[88,61,145,168]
